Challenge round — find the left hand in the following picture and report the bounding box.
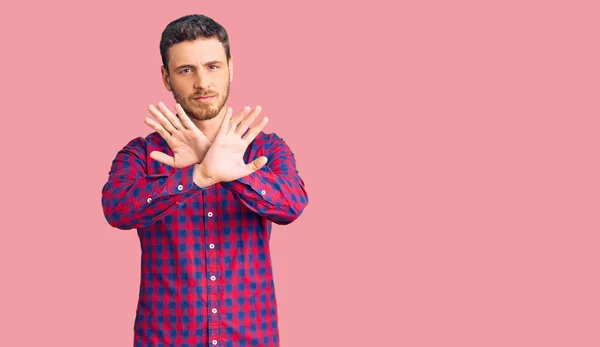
[195,105,269,185]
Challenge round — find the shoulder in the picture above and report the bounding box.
[251,131,291,152]
[144,131,167,148]
[115,136,147,155]
[115,132,166,158]
[255,131,288,146]
[125,132,171,156]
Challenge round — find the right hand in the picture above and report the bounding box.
[144,102,210,168]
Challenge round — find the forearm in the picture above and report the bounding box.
[102,164,203,229]
[101,137,204,230]
[221,166,308,224]
[219,134,308,225]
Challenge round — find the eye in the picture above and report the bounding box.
[209,65,218,70]
[181,68,192,74]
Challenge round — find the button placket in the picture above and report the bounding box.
[204,186,220,344]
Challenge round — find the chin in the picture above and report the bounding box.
[193,109,219,120]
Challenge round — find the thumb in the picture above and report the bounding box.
[247,156,268,173]
[150,151,175,167]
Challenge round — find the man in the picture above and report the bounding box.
[101,14,308,347]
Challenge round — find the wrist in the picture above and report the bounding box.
[193,163,217,188]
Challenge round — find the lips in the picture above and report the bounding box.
[194,95,216,100]
[193,95,215,104]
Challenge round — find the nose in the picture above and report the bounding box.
[193,69,211,90]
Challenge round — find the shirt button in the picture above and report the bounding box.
[177,184,183,191]
[147,197,152,203]
[261,189,266,195]
[209,243,215,249]
[210,275,216,281]
[208,211,213,217]
[212,308,217,314]
[212,340,218,345]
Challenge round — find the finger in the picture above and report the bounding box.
[229,106,251,134]
[157,101,184,130]
[246,156,268,173]
[149,151,175,167]
[174,103,197,130]
[216,107,233,138]
[235,105,262,136]
[148,104,178,134]
[174,104,210,144]
[242,116,269,143]
[144,117,172,139]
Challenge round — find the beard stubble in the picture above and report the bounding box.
[171,81,231,121]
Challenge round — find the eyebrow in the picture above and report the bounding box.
[174,61,224,70]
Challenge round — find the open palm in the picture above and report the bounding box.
[144,102,211,168]
[197,106,269,183]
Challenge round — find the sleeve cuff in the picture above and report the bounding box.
[163,165,204,196]
[220,167,274,203]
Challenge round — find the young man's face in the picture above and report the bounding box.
[162,37,232,121]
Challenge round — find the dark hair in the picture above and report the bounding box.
[160,14,231,73]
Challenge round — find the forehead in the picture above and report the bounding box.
[167,38,227,67]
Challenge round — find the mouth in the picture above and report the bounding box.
[193,95,215,102]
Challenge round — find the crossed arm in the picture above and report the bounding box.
[101,137,203,230]
[101,103,308,229]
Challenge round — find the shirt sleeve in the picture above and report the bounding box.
[220,133,309,225]
[101,137,204,230]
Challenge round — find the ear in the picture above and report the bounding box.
[161,65,172,92]
[228,58,234,82]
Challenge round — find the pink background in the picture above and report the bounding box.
[1,0,599,346]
